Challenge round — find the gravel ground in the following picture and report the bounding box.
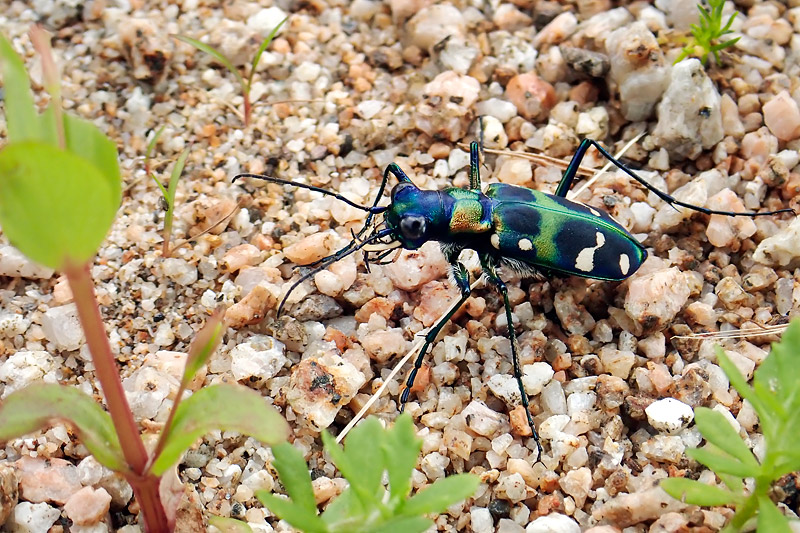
[1,0,800,531]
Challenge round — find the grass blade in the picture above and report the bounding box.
[173,35,245,90]
[247,17,288,89]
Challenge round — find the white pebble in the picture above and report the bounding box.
[526,513,581,533]
[470,507,493,533]
[476,98,518,122]
[645,398,694,433]
[8,502,61,533]
[230,336,288,382]
[0,245,54,279]
[41,304,84,351]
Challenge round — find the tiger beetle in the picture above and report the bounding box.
[235,139,793,458]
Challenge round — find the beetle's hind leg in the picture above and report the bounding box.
[400,262,471,411]
[555,139,793,217]
[480,254,543,460]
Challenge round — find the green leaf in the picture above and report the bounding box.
[694,408,758,467]
[0,33,47,142]
[757,495,792,533]
[687,447,761,478]
[258,492,327,533]
[173,35,245,91]
[149,384,289,475]
[755,320,800,411]
[62,112,121,203]
[247,17,288,90]
[0,141,118,269]
[321,424,381,508]
[363,515,432,533]
[208,516,253,533]
[718,472,744,493]
[271,442,318,515]
[166,147,189,209]
[320,488,364,530]
[145,125,166,165]
[400,474,479,517]
[0,384,125,472]
[661,478,736,506]
[341,417,385,501]
[181,309,224,389]
[383,414,422,505]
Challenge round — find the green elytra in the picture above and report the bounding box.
[236,139,793,458]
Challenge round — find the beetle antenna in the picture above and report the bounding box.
[234,173,387,214]
[277,227,396,316]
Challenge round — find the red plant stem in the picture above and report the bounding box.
[162,215,173,258]
[243,91,251,127]
[64,261,169,532]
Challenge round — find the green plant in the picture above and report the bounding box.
[145,126,189,257]
[173,17,287,127]
[0,29,289,532]
[661,318,800,532]
[255,414,479,533]
[674,0,740,65]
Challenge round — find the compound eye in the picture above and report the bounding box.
[399,215,426,240]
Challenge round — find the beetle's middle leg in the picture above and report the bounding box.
[400,261,471,410]
[480,253,543,459]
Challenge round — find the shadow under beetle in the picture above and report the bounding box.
[236,139,793,458]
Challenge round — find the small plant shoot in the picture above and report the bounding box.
[236,136,793,457]
[675,0,741,65]
[258,414,480,533]
[174,16,288,126]
[146,127,190,257]
[662,318,800,532]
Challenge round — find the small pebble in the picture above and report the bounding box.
[7,502,61,533]
[286,351,366,430]
[0,245,54,279]
[284,233,337,265]
[41,304,84,351]
[15,456,82,505]
[763,90,800,141]
[645,398,694,433]
[526,513,581,533]
[64,487,112,526]
[505,72,556,121]
[230,336,288,382]
[652,59,724,159]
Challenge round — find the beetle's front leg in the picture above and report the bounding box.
[479,254,543,459]
[400,261,471,410]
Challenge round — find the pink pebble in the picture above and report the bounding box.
[15,456,81,505]
[505,72,556,121]
[64,486,111,526]
[763,91,800,141]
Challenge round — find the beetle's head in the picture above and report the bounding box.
[385,182,431,250]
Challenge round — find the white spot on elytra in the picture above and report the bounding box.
[518,238,532,251]
[579,202,602,217]
[491,234,500,249]
[575,232,605,272]
[619,254,630,275]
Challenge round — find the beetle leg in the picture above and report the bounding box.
[400,261,471,410]
[469,141,482,191]
[480,254,543,459]
[556,139,793,217]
